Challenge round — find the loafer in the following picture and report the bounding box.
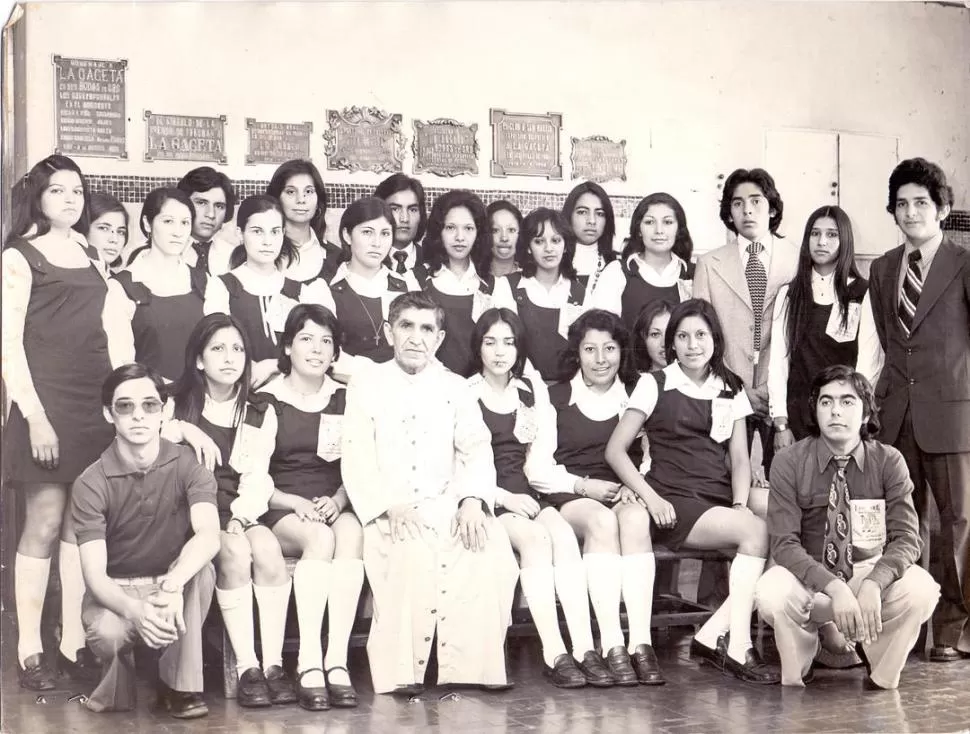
[862,674,889,691]
[58,647,101,684]
[324,666,359,708]
[296,668,330,711]
[543,653,586,689]
[156,682,209,719]
[928,645,969,663]
[236,667,272,708]
[722,647,781,685]
[604,645,639,687]
[264,665,297,705]
[814,645,864,669]
[18,653,56,691]
[575,650,614,687]
[390,683,425,697]
[801,667,816,685]
[630,644,666,686]
[690,635,726,668]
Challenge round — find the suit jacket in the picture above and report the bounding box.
[867,237,970,452]
[693,239,799,396]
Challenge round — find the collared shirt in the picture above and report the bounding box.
[389,243,419,271]
[285,231,329,283]
[203,264,335,318]
[627,362,753,420]
[768,436,921,594]
[626,252,688,288]
[430,262,484,296]
[330,262,419,297]
[738,232,773,273]
[71,439,217,578]
[896,232,943,302]
[573,243,601,277]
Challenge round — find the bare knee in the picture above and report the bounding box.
[217,532,252,587]
[616,505,653,553]
[247,529,287,585]
[302,524,335,561]
[516,523,553,568]
[333,513,364,559]
[541,512,583,565]
[737,515,769,558]
[21,507,64,553]
[584,507,620,553]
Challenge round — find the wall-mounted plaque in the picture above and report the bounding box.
[412,118,479,177]
[52,55,127,159]
[570,135,628,183]
[323,107,405,174]
[245,119,312,165]
[489,109,562,180]
[143,111,227,164]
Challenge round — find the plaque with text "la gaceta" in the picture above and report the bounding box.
[53,55,128,159]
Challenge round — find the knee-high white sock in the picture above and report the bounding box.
[695,599,731,649]
[622,552,656,650]
[554,562,595,660]
[216,584,260,674]
[252,580,291,671]
[58,541,87,660]
[16,553,51,666]
[583,553,624,652]
[726,553,767,663]
[293,560,331,684]
[520,565,569,667]
[323,559,364,686]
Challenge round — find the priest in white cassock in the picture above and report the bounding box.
[342,291,519,695]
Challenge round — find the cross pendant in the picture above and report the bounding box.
[373,334,382,346]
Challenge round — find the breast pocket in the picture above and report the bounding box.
[317,414,343,462]
[229,424,263,474]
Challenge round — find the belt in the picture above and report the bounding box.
[112,575,165,586]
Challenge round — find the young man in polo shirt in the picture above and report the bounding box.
[71,363,220,718]
[755,365,939,689]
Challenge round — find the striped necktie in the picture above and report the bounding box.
[393,250,408,275]
[897,250,923,337]
[745,241,768,356]
[823,455,854,581]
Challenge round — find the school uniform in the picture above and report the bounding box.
[620,253,694,333]
[128,237,234,278]
[572,244,626,316]
[284,233,343,286]
[768,275,868,439]
[421,264,495,377]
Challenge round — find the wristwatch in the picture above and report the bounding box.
[774,418,789,432]
[160,578,181,594]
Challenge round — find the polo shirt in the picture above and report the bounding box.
[71,439,217,578]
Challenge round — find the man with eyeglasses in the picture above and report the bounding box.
[70,363,220,718]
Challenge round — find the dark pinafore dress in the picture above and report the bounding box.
[292,240,343,286]
[220,273,302,362]
[424,273,495,378]
[786,278,869,439]
[330,274,408,363]
[541,380,640,508]
[262,389,346,528]
[643,370,737,549]
[3,239,115,484]
[620,258,694,333]
[113,267,207,381]
[478,378,537,516]
[508,273,586,383]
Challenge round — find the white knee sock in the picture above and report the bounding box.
[252,580,291,671]
[293,560,331,685]
[323,558,364,686]
[622,552,656,650]
[520,565,569,667]
[695,600,731,649]
[215,584,260,674]
[58,541,87,660]
[16,553,51,666]
[583,553,624,652]
[554,562,595,660]
[726,554,767,663]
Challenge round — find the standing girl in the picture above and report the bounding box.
[485,200,522,278]
[605,299,780,684]
[2,155,113,688]
[84,192,128,274]
[562,182,625,314]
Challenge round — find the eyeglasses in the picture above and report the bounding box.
[112,398,164,416]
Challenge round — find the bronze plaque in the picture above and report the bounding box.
[489,109,562,180]
[143,111,227,164]
[412,118,479,177]
[570,135,627,183]
[245,119,312,165]
[52,55,127,159]
[323,107,405,174]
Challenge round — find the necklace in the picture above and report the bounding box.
[349,287,383,346]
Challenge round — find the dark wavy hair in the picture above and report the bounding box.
[562,181,617,263]
[422,190,490,275]
[785,206,862,352]
[177,166,236,222]
[806,364,881,439]
[87,191,129,267]
[265,159,329,240]
[101,362,167,409]
[277,303,342,375]
[631,299,674,372]
[229,194,296,270]
[622,192,694,264]
[139,187,196,242]
[560,309,639,388]
[886,157,953,218]
[374,173,427,243]
[719,168,784,236]
[665,299,743,394]
[469,307,528,380]
[6,155,90,245]
[517,207,578,280]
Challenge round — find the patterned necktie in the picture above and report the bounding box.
[897,250,923,337]
[823,455,853,581]
[393,250,408,275]
[745,241,768,355]
[193,240,212,273]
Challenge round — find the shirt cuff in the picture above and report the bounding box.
[864,562,896,592]
[805,565,838,595]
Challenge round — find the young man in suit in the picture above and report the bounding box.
[375,173,428,280]
[856,157,970,662]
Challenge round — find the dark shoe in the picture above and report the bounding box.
[630,644,666,686]
[862,674,889,691]
[543,653,586,689]
[722,647,781,685]
[324,666,359,707]
[391,683,425,697]
[18,653,56,691]
[802,667,816,685]
[814,645,864,669]
[604,646,639,687]
[236,667,272,708]
[690,635,726,668]
[264,665,297,705]
[575,650,615,687]
[928,645,969,663]
[296,668,330,711]
[58,647,101,684]
[156,683,209,719]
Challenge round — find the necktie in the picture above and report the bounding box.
[393,250,408,275]
[745,241,768,356]
[193,240,212,273]
[897,250,923,337]
[823,455,853,581]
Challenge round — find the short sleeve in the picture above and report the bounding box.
[71,475,108,545]
[626,373,660,417]
[180,450,218,507]
[732,388,753,422]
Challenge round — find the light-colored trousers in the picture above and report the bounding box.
[755,561,939,688]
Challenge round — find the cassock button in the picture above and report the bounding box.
[430,609,437,614]
[418,660,425,665]
[424,637,431,642]
[909,379,916,385]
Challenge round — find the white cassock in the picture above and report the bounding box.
[342,359,519,693]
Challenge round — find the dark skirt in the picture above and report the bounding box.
[651,493,732,550]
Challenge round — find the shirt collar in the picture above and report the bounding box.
[330,262,395,287]
[261,374,339,408]
[467,372,532,397]
[814,436,866,474]
[432,262,480,285]
[737,232,773,255]
[662,361,726,393]
[518,273,569,291]
[625,252,686,277]
[101,438,181,478]
[567,371,627,407]
[904,232,943,265]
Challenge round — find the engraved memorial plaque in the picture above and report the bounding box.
[323,106,405,174]
[489,109,562,180]
[412,118,479,176]
[143,111,227,164]
[53,55,127,159]
[245,119,312,165]
[570,135,627,183]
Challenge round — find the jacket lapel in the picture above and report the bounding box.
[764,241,798,316]
[710,245,752,310]
[910,238,963,334]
